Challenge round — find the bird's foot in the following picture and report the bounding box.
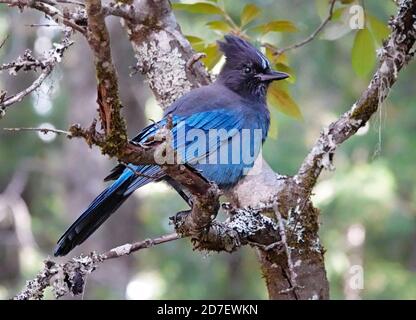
[169,209,191,227]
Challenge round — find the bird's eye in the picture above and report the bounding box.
[244,66,252,74]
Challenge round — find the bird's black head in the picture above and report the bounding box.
[217,34,289,101]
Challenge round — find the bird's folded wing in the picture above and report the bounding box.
[104,109,245,194]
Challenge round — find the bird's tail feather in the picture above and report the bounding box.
[54,165,162,257]
[54,177,133,257]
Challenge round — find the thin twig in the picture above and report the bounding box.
[0,0,87,34]
[25,23,61,28]
[3,127,72,136]
[0,34,9,49]
[247,240,283,252]
[295,0,416,191]
[101,233,181,260]
[272,0,336,56]
[14,232,182,300]
[0,66,53,108]
[56,0,85,6]
[14,202,283,300]
[102,3,136,21]
[39,0,85,5]
[186,52,207,70]
[0,36,73,113]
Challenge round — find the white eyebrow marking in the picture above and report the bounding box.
[257,51,270,70]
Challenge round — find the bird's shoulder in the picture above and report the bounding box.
[164,83,245,116]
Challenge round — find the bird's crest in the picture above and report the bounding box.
[217,34,271,70]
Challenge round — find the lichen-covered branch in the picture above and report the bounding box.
[0,35,73,116]
[84,0,128,152]
[102,1,136,21]
[15,205,282,299]
[3,126,72,135]
[121,0,211,109]
[224,1,416,300]
[13,232,180,300]
[0,0,87,34]
[296,0,416,191]
[173,203,281,253]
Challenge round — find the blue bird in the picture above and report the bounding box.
[54,35,289,256]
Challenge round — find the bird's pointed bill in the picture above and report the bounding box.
[257,70,290,82]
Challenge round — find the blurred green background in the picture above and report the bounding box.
[1,0,416,299]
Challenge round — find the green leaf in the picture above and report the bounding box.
[265,45,278,65]
[316,0,353,20]
[202,43,222,70]
[240,4,261,27]
[368,15,390,45]
[250,20,298,35]
[267,83,302,120]
[172,2,223,15]
[320,22,352,40]
[275,63,296,84]
[275,52,288,64]
[332,7,347,21]
[351,28,376,77]
[186,35,204,44]
[265,45,288,64]
[315,0,329,20]
[206,20,232,33]
[320,8,352,41]
[186,35,205,51]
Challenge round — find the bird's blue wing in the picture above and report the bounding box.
[106,108,254,194]
[174,109,264,187]
[172,109,245,164]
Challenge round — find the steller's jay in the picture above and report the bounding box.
[54,34,289,256]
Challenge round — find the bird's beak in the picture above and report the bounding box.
[257,70,289,82]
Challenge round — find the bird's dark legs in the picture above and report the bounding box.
[163,176,193,206]
[169,209,191,226]
[163,177,194,226]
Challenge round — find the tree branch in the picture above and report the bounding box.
[84,0,127,148]
[13,232,181,300]
[267,0,336,56]
[102,2,136,21]
[295,0,416,191]
[3,127,72,136]
[0,0,87,34]
[231,0,416,299]
[14,204,283,299]
[68,0,222,244]
[1,67,53,109]
[121,0,211,109]
[0,36,73,115]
